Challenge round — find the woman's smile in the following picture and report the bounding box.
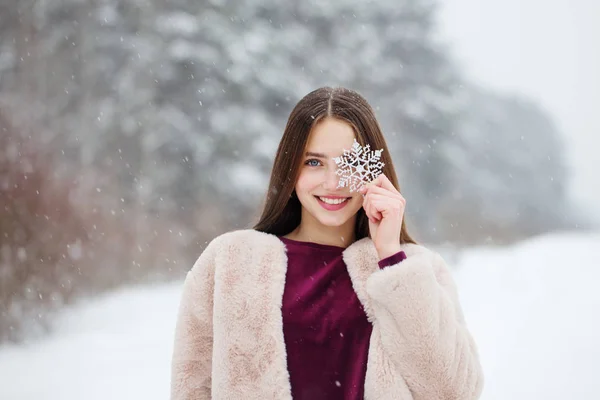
[315,195,352,211]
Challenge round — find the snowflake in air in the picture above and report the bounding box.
[333,139,385,192]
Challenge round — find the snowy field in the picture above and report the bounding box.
[1,231,599,399]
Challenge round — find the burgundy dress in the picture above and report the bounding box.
[279,237,406,400]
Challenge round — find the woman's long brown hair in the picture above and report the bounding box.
[253,86,417,245]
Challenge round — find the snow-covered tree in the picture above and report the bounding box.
[443,85,575,243]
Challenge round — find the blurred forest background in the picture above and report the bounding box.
[0,0,591,343]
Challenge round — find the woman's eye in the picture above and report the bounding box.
[305,159,322,167]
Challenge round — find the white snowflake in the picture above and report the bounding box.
[333,139,385,192]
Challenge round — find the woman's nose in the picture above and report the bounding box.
[323,168,340,190]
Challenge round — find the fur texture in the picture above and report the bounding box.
[170,230,484,399]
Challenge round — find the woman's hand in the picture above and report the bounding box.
[358,174,406,260]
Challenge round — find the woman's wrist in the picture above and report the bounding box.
[376,245,403,261]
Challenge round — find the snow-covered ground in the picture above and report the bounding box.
[1,231,599,399]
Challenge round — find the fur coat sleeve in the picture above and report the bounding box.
[170,238,217,400]
[365,249,484,399]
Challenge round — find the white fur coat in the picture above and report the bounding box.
[170,229,484,399]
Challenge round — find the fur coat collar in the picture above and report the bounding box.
[170,229,484,400]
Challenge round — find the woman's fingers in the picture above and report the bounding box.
[360,174,405,223]
[362,193,378,223]
[366,192,404,219]
[371,174,400,195]
[362,182,404,201]
[362,191,380,223]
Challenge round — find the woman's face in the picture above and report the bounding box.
[294,117,364,229]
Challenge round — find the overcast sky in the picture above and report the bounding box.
[438,0,600,221]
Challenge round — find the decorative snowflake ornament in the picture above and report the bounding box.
[333,139,385,192]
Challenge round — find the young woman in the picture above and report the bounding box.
[170,87,484,400]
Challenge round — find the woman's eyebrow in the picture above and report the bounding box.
[305,151,327,158]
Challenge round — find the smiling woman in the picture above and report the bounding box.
[288,118,364,245]
[170,87,484,400]
[254,87,415,248]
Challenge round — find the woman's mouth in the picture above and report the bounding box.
[315,196,351,211]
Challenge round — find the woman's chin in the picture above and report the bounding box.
[317,219,346,228]
[313,211,353,227]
